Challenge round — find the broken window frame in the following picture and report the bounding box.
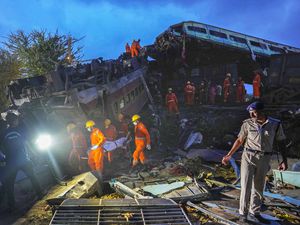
[209,30,228,39]
[187,25,207,34]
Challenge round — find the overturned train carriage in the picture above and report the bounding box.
[9,57,149,131]
[148,21,300,104]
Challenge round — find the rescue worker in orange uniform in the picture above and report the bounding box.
[86,120,106,176]
[236,77,246,103]
[132,114,151,167]
[165,88,179,114]
[253,72,261,99]
[131,40,139,57]
[184,81,195,105]
[223,73,231,103]
[136,39,141,54]
[67,122,88,173]
[103,119,117,163]
[125,43,131,55]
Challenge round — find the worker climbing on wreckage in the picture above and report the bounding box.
[125,43,131,55]
[165,88,179,115]
[131,114,151,169]
[222,101,288,224]
[86,120,106,180]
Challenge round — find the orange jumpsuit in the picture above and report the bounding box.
[184,84,195,105]
[133,122,150,164]
[223,78,231,102]
[104,124,117,163]
[253,73,261,99]
[136,41,141,54]
[89,128,106,172]
[165,93,179,113]
[131,41,138,57]
[125,43,131,54]
[68,129,88,172]
[236,80,245,103]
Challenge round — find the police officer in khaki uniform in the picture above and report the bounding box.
[222,101,288,224]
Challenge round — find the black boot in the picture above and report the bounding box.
[247,214,270,224]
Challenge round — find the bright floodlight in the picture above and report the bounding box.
[36,134,52,151]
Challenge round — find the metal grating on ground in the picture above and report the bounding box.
[50,198,192,225]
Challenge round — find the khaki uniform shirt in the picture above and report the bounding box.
[238,117,286,152]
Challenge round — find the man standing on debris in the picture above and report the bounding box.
[253,71,261,99]
[223,73,231,103]
[150,113,161,150]
[1,112,43,211]
[131,40,138,57]
[125,43,131,55]
[86,120,106,178]
[131,114,151,168]
[103,119,117,163]
[236,76,246,103]
[67,122,88,173]
[222,101,288,224]
[165,88,179,115]
[184,81,195,105]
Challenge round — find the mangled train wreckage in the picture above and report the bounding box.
[147,21,300,104]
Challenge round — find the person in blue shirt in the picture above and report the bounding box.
[1,112,42,211]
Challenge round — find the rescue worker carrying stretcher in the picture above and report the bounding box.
[85,120,106,179]
[131,114,151,168]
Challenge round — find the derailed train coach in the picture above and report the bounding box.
[8,57,149,130]
[150,21,300,104]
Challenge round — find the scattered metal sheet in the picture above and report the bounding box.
[50,198,192,225]
[112,176,210,202]
[273,169,300,188]
[46,172,100,207]
[187,201,239,225]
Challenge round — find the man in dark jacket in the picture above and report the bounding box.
[2,112,42,211]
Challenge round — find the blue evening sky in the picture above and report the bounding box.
[1,0,299,62]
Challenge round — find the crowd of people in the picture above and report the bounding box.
[0,112,152,212]
[165,71,262,115]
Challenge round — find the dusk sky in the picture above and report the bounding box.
[1,0,300,60]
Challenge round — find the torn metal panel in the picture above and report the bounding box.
[46,172,100,206]
[273,169,300,188]
[50,198,192,225]
[187,201,239,225]
[112,176,210,202]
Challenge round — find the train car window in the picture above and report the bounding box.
[229,35,247,44]
[250,40,267,49]
[269,45,284,53]
[172,25,183,34]
[134,87,138,96]
[187,26,207,34]
[209,30,227,39]
[125,93,130,104]
[130,90,135,99]
[138,84,144,93]
[119,98,125,109]
[113,102,118,114]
